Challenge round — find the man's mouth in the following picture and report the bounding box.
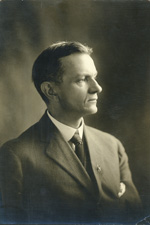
[88,98,98,102]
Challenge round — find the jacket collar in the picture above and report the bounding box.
[37,111,57,143]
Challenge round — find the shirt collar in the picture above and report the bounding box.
[47,110,84,142]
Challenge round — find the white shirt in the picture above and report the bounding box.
[47,111,84,143]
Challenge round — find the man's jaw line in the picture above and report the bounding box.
[48,108,83,128]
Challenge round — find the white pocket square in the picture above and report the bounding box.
[118,182,126,197]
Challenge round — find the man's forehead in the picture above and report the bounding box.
[60,53,97,73]
[61,52,93,63]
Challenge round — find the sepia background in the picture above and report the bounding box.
[0,0,150,219]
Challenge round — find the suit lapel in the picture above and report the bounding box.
[38,113,95,195]
[84,125,104,193]
[84,125,120,198]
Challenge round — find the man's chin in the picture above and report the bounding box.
[85,107,98,115]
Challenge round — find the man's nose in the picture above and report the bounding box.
[89,79,102,94]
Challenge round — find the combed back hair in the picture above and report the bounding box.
[32,41,93,103]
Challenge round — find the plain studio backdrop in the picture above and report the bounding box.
[0,0,150,221]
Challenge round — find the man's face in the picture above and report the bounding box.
[54,53,102,118]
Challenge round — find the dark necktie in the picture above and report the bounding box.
[70,131,84,165]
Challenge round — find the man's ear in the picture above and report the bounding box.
[41,82,57,100]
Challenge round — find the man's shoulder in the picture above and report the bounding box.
[85,125,117,140]
[0,121,39,154]
[1,112,49,155]
[85,125,121,146]
[0,112,54,156]
[0,112,49,146]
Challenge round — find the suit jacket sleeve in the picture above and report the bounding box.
[117,140,142,213]
[0,142,27,223]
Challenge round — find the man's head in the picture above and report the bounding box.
[32,41,102,124]
[32,41,92,104]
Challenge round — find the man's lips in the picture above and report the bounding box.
[88,98,98,102]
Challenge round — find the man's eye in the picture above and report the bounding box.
[77,77,88,83]
[78,79,85,82]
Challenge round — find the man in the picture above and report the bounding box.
[0,41,141,224]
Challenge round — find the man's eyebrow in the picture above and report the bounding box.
[75,72,98,77]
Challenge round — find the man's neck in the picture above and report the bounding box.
[47,109,82,129]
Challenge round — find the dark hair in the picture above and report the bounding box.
[32,41,93,103]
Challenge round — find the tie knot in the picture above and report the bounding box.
[71,131,83,146]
